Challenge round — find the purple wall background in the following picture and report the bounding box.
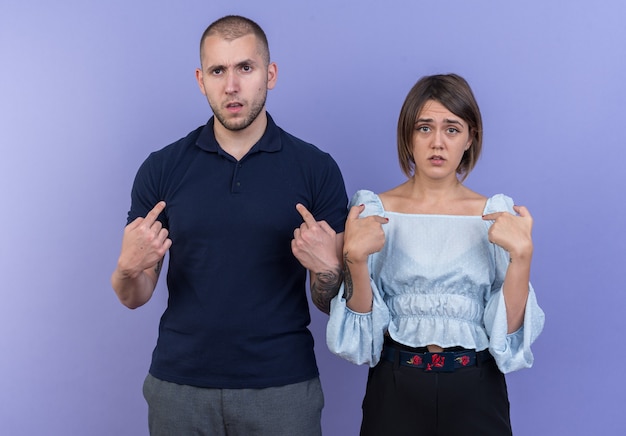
[1,1,625,434]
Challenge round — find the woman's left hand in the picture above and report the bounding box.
[482,205,533,259]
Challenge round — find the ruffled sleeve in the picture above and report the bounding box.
[326,190,391,366]
[482,194,545,373]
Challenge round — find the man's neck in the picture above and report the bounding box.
[214,110,268,161]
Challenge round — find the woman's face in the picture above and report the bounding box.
[411,99,472,181]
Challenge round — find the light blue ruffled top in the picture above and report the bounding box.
[327,190,545,374]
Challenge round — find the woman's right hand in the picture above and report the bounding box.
[342,204,388,264]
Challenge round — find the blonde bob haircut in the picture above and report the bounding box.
[397,74,483,181]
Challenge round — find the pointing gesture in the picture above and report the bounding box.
[343,204,388,263]
[340,204,388,312]
[291,203,339,272]
[482,205,533,260]
[118,201,172,279]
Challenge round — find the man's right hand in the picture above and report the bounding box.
[116,201,172,279]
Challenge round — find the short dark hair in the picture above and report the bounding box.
[199,15,270,66]
[397,74,483,181]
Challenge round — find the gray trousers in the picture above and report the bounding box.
[143,374,324,436]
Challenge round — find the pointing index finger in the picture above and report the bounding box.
[347,204,365,221]
[145,201,166,225]
[295,203,317,227]
[481,211,503,221]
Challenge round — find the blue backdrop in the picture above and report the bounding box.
[1,1,625,434]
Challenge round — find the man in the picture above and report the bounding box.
[111,15,347,436]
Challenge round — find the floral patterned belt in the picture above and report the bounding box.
[381,344,492,372]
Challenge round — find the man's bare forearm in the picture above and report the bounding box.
[310,267,343,314]
[342,252,354,303]
[111,259,162,309]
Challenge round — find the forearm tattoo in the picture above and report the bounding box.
[154,259,163,276]
[342,252,354,303]
[311,268,343,314]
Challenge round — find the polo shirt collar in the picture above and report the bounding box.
[195,112,282,154]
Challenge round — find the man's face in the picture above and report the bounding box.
[196,34,277,132]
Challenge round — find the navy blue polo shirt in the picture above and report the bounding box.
[128,113,348,388]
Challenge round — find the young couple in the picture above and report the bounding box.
[112,14,544,436]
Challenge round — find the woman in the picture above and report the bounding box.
[327,74,545,435]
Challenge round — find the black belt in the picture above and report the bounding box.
[381,344,492,373]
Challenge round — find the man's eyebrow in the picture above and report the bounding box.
[205,58,258,71]
[235,58,259,68]
[204,62,224,72]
